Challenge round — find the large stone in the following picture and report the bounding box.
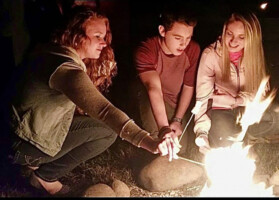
[253,174,270,185]
[137,156,204,192]
[112,179,130,197]
[270,170,279,186]
[273,185,279,196]
[83,183,116,197]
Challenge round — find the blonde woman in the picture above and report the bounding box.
[194,11,278,154]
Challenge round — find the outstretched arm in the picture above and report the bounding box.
[50,66,179,159]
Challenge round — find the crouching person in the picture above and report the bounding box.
[8,6,180,196]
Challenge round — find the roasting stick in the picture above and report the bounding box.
[178,101,202,144]
[176,101,205,166]
[178,114,194,144]
[177,156,205,166]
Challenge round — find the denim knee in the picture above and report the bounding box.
[99,127,117,148]
[106,130,118,145]
[11,138,43,167]
[12,150,43,167]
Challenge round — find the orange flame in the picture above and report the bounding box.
[229,76,276,142]
[200,77,276,197]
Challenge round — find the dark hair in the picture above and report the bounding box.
[159,6,197,31]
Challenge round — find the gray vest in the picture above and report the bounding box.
[10,45,86,156]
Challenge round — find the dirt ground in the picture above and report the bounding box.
[1,125,279,197]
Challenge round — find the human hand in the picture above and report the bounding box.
[157,126,181,161]
[157,135,181,161]
[231,96,244,109]
[195,133,211,155]
[139,130,181,161]
[213,93,243,108]
[169,121,182,137]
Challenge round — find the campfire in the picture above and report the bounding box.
[199,77,276,197]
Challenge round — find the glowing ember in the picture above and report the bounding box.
[260,2,268,10]
[199,77,276,197]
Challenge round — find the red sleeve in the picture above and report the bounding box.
[134,37,159,74]
[183,40,201,86]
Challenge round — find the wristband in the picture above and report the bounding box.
[196,131,208,138]
[171,117,182,124]
[158,126,172,139]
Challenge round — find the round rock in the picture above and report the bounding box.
[137,156,204,192]
[83,183,116,197]
[112,179,130,197]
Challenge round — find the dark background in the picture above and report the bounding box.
[1,0,279,117]
[111,0,279,121]
[0,0,279,187]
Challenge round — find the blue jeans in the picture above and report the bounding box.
[11,115,117,182]
[209,103,279,148]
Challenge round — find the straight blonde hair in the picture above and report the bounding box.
[221,12,266,93]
